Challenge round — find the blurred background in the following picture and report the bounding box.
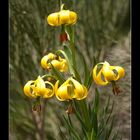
[9,0,130,139]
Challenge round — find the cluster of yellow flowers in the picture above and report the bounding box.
[24,57,125,101]
[24,76,88,101]
[24,51,88,101]
[24,58,87,101]
[23,8,125,102]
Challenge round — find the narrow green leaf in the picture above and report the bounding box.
[76,48,90,86]
[92,111,98,137]
[72,100,88,131]
[75,46,91,87]
[106,101,115,125]
[86,55,98,89]
[50,64,65,84]
[90,128,97,140]
[88,103,92,119]
[105,95,111,113]
[63,45,81,81]
[67,114,72,126]
[56,48,75,76]
[87,72,93,89]
[91,88,99,136]
[72,66,81,83]
[94,88,99,114]
[105,117,115,140]
[63,45,73,66]
[63,116,81,140]
[97,98,115,137]
[58,126,69,140]
[65,25,74,43]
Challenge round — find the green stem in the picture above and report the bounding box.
[59,0,62,10]
[62,25,77,77]
[67,25,77,77]
[70,39,76,68]
[41,74,56,80]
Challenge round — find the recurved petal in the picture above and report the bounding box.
[93,64,108,85]
[54,79,72,101]
[43,81,54,98]
[51,60,61,70]
[23,80,37,98]
[41,55,49,69]
[69,11,77,24]
[55,84,72,101]
[83,85,88,98]
[47,12,60,26]
[74,85,88,100]
[41,53,56,69]
[102,69,117,81]
[61,78,70,87]
[70,78,83,92]
[59,59,68,72]
[70,78,87,100]
[45,81,54,88]
[110,66,125,81]
[43,89,54,98]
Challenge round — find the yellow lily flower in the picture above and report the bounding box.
[41,53,56,69]
[93,61,125,86]
[41,53,68,72]
[55,78,88,101]
[23,76,54,99]
[47,10,77,26]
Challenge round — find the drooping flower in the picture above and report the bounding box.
[23,76,54,99]
[41,53,68,72]
[47,10,77,26]
[93,61,125,86]
[55,77,88,101]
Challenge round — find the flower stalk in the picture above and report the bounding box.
[23,2,126,139]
